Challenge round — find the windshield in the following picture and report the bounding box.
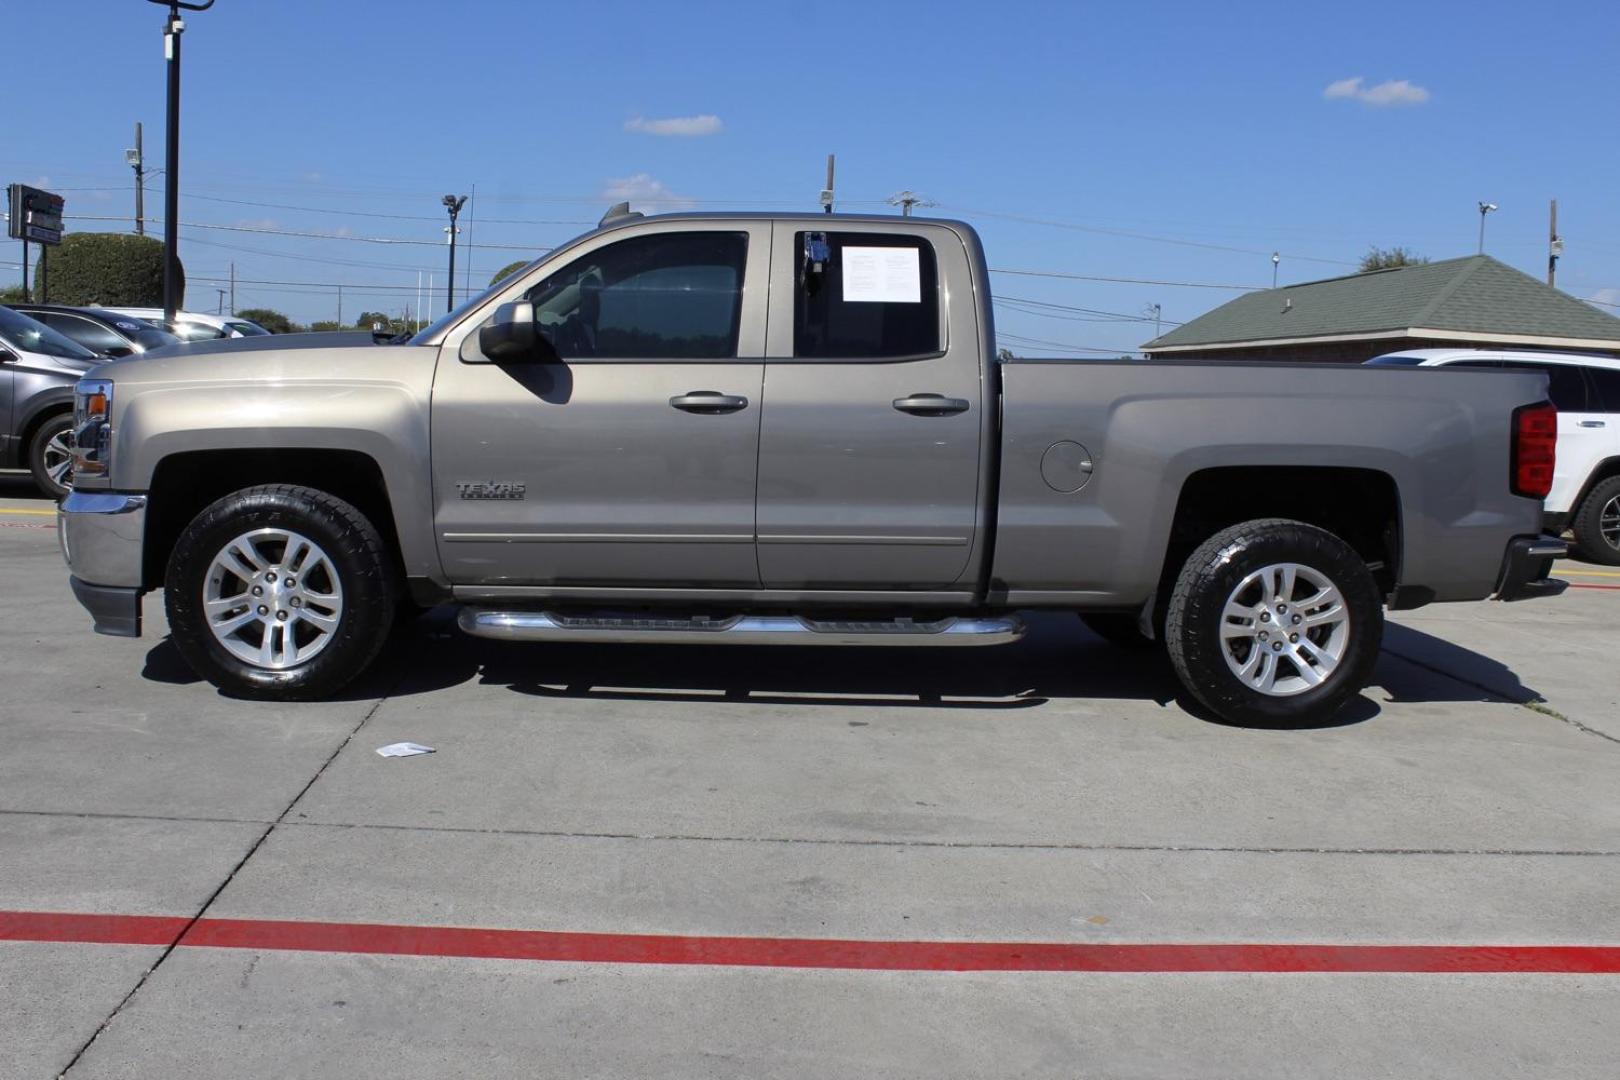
[227,320,271,337]
[0,305,101,361]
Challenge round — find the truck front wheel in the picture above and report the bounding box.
[1164,519,1382,727]
[165,485,398,700]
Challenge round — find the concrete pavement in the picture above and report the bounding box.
[2,474,1617,1078]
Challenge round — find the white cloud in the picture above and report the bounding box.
[1586,287,1620,309]
[624,114,723,137]
[1324,76,1430,106]
[600,173,695,211]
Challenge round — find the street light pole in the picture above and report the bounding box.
[1271,252,1280,289]
[442,194,467,314]
[127,122,145,237]
[148,0,215,327]
[1477,201,1498,255]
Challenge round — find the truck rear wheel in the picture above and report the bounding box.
[165,485,397,700]
[1164,519,1381,727]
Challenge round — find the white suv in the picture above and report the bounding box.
[1368,348,1620,563]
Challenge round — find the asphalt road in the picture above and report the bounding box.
[2,472,1617,1079]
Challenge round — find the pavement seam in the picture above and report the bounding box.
[1380,646,1620,748]
[54,663,411,1078]
[6,808,1617,859]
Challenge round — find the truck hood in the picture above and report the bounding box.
[99,334,438,389]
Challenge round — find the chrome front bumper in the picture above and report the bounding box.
[59,491,148,637]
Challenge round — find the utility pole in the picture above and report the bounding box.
[442,194,467,314]
[1548,199,1563,287]
[886,191,936,217]
[228,261,234,314]
[20,238,28,302]
[337,284,343,325]
[149,0,217,326]
[1146,302,1162,339]
[127,122,145,237]
[820,154,835,214]
[1477,200,1498,255]
[215,287,225,314]
[1271,252,1280,289]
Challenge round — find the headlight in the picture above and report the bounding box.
[73,378,114,478]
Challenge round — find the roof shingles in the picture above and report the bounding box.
[1145,255,1620,350]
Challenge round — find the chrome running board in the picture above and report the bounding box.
[457,609,1025,647]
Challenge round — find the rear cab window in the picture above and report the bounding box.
[793,231,940,358]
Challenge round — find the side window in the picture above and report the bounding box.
[525,231,748,359]
[40,313,128,355]
[1500,362,1592,412]
[1582,366,1620,413]
[794,231,940,359]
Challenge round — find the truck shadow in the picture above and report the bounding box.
[139,613,1546,730]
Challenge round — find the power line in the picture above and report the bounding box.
[990,267,1259,290]
[996,331,1140,355]
[64,214,547,250]
[953,207,1357,267]
[994,294,1181,324]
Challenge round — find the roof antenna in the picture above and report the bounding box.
[599,201,643,227]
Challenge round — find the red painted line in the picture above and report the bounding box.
[0,911,189,947]
[3,911,1618,973]
[1566,583,1620,591]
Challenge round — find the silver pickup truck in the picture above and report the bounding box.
[58,209,1566,726]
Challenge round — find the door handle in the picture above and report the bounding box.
[893,393,970,416]
[669,391,749,414]
[1577,420,1606,428]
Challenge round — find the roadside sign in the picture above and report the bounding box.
[6,184,65,245]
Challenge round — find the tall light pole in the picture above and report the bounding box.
[442,194,467,314]
[1477,201,1498,255]
[125,123,145,237]
[1271,252,1280,289]
[147,0,215,326]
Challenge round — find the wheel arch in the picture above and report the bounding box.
[141,449,414,591]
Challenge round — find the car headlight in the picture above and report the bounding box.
[73,378,114,478]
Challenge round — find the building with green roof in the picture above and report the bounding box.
[1142,255,1620,363]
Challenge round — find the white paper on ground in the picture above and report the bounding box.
[375,742,435,758]
[842,246,921,303]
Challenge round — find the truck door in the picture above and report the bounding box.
[431,223,769,587]
[756,224,986,590]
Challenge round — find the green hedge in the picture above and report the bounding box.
[39,233,182,307]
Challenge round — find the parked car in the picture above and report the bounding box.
[0,305,107,498]
[10,304,179,358]
[1368,348,1620,563]
[103,308,271,341]
[58,211,1565,726]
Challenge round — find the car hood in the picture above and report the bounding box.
[100,333,436,389]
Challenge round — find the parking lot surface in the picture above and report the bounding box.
[3,474,1617,1078]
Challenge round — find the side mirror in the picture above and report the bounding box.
[478,301,540,361]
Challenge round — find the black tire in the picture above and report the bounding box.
[1079,612,1157,650]
[1569,476,1620,565]
[27,412,74,500]
[1164,518,1382,727]
[165,485,398,700]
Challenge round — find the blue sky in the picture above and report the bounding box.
[8,0,1620,349]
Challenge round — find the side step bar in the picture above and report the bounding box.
[457,610,1025,647]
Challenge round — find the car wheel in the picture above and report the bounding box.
[1164,518,1382,727]
[165,485,397,700]
[1079,612,1157,649]
[27,413,74,500]
[1569,476,1620,566]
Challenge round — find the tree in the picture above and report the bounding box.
[37,233,181,306]
[234,308,297,334]
[0,284,26,304]
[1359,246,1430,273]
[490,260,528,286]
[353,311,394,331]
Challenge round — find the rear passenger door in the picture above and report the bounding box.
[1498,361,1603,512]
[756,224,986,590]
